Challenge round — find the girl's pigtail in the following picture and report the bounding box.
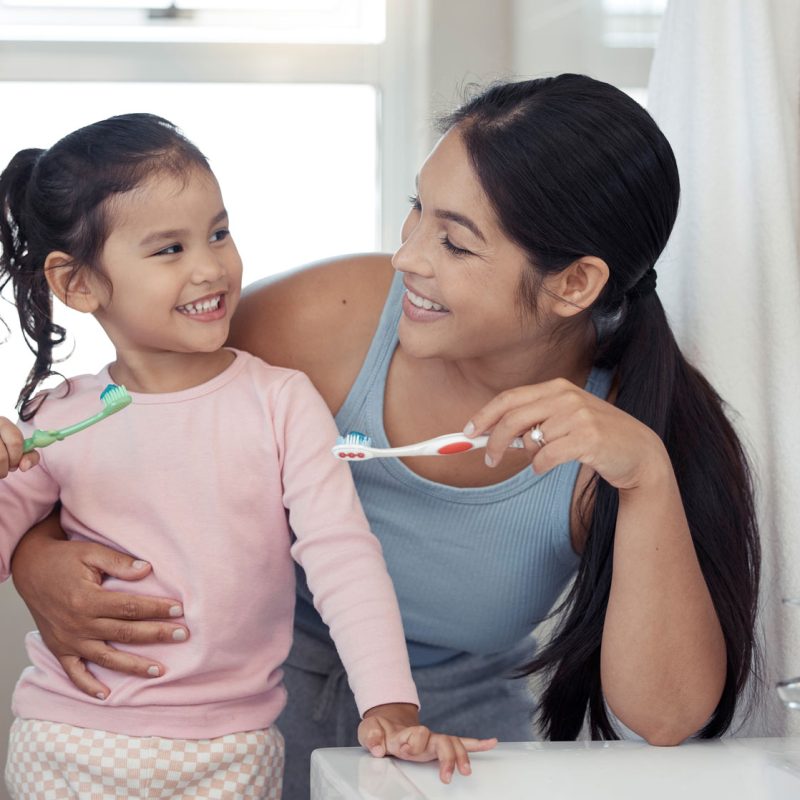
[526,289,760,740]
[0,149,67,420]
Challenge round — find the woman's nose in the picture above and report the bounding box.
[392,218,433,278]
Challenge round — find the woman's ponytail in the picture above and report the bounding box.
[528,288,760,739]
[0,148,67,420]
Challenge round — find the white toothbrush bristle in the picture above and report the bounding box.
[336,431,372,446]
[100,384,132,408]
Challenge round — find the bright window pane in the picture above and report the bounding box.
[0,81,377,411]
[0,0,385,43]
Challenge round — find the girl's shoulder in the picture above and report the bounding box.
[21,372,108,429]
[228,253,395,414]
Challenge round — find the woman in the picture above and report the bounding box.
[9,74,760,798]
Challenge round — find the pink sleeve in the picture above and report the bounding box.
[273,372,419,716]
[0,422,60,581]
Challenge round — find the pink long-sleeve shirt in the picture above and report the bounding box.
[0,349,418,739]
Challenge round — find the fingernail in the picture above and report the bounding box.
[169,605,183,618]
[172,628,187,642]
[463,420,475,436]
[95,692,106,701]
[132,560,148,570]
[370,746,383,757]
[484,453,495,468]
[147,665,160,677]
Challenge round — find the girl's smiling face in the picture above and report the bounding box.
[391,129,546,364]
[91,165,243,363]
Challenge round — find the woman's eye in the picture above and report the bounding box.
[210,228,230,243]
[408,194,422,211]
[156,243,182,256]
[440,236,472,257]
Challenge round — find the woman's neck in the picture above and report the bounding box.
[107,348,235,394]
[417,323,597,407]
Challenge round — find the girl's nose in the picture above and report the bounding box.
[191,252,225,284]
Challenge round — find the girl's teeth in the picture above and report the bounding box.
[180,296,221,314]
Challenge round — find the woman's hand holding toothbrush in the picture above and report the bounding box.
[0,416,39,478]
[358,702,497,783]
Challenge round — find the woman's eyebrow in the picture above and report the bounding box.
[414,174,486,243]
[433,209,486,243]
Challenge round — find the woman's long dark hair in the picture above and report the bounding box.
[441,74,760,739]
[0,113,210,419]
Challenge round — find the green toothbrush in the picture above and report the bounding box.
[23,384,133,453]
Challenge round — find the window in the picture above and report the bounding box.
[0,0,421,411]
[0,0,385,43]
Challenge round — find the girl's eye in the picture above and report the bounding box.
[210,228,230,243]
[156,243,182,256]
[440,235,472,257]
[408,194,421,211]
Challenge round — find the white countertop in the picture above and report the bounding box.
[310,738,800,800]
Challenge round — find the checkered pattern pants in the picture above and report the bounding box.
[5,718,284,799]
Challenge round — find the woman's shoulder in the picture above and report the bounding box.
[228,253,395,413]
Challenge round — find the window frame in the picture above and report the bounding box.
[0,0,428,252]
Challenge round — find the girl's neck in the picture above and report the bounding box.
[107,348,236,394]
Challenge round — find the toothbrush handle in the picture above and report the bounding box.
[371,433,525,458]
[23,429,65,453]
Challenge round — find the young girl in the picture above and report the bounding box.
[0,114,494,799]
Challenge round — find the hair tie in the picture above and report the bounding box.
[627,267,657,299]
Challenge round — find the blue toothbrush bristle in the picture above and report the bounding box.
[335,431,372,446]
[100,384,132,407]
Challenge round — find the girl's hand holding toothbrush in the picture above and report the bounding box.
[0,416,39,478]
[358,702,497,784]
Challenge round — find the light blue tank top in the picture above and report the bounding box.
[295,271,614,667]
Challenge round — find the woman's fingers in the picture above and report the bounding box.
[94,617,189,646]
[80,641,167,681]
[92,590,185,625]
[58,655,109,699]
[56,641,169,699]
[80,544,153,583]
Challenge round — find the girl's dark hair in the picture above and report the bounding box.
[0,113,210,419]
[441,74,760,740]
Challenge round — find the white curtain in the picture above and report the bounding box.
[648,0,800,735]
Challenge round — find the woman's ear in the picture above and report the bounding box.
[548,256,610,318]
[44,252,102,314]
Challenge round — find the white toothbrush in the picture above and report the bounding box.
[331,431,525,461]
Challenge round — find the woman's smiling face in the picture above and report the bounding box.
[391,128,548,363]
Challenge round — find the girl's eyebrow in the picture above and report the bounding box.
[138,208,228,248]
[413,175,486,243]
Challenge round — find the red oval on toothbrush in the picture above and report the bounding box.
[437,442,475,454]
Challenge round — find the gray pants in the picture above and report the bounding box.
[276,626,538,800]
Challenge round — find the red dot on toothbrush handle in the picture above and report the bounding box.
[437,442,474,454]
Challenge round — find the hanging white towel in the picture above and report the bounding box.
[648,0,800,736]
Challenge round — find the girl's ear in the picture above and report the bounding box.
[547,256,610,318]
[44,252,102,314]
